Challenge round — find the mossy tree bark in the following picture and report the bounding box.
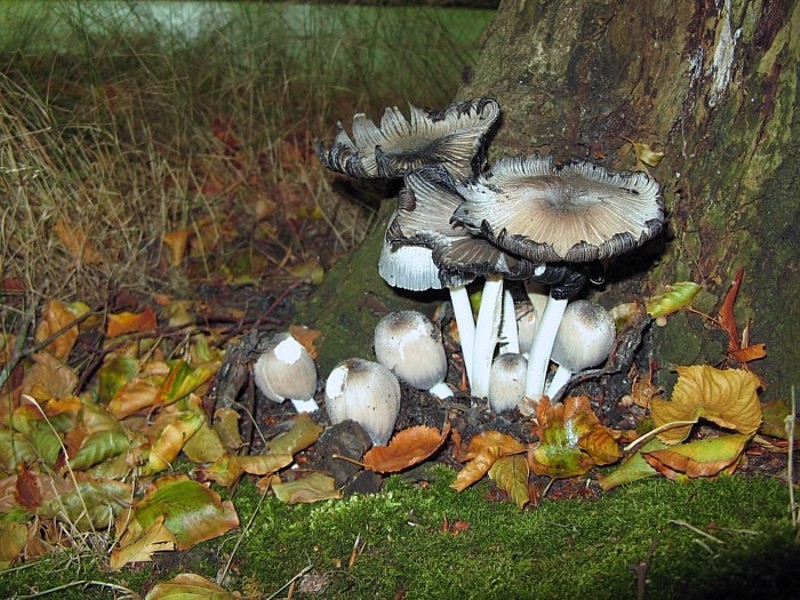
[302,0,800,399]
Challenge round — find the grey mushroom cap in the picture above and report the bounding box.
[550,300,616,372]
[314,98,500,179]
[388,166,565,283]
[324,358,401,446]
[252,332,318,403]
[374,310,447,390]
[488,352,528,413]
[451,155,665,263]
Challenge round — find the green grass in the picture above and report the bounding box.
[2,467,794,599]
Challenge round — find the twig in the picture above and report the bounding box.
[668,519,724,544]
[217,481,269,587]
[787,385,797,528]
[266,564,313,600]
[13,579,138,599]
[632,538,658,600]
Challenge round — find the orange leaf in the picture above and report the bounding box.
[362,424,450,473]
[34,300,81,360]
[162,228,192,267]
[15,464,42,511]
[717,266,744,353]
[728,343,767,364]
[53,218,104,264]
[451,445,501,492]
[642,434,750,480]
[464,430,526,460]
[288,325,322,359]
[106,305,157,338]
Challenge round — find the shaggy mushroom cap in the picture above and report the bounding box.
[315,98,500,179]
[324,358,401,446]
[550,300,616,373]
[253,332,318,409]
[451,155,665,263]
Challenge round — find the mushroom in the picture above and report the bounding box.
[324,358,401,446]
[314,98,500,179]
[387,166,565,399]
[545,300,616,399]
[374,310,452,399]
[451,155,664,401]
[253,332,319,413]
[488,352,528,413]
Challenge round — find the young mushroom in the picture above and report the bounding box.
[488,352,528,413]
[324,358,401,446]
[253,332,319,413]
[314,98,500,179]
[545,300,616,399]
[374,310,453,399]
[451,155,664,402]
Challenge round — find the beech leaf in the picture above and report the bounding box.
[597,439,667,491]
[0,521,27,568]
[642,434,751,480]
[645,282,701,319]
[34,299,83,360]
[362,424,449,473]
[488,455,530,509]
[272,472,341,504]
[110,514,176,570]
[451,446,501,492]
[265,413,323,455]
[650,366,762,444]
[146,411,205,474]
[69,429,130,470]
[106,305,158,338]
[759,398,800,440]
[144,573,237,600]
[527,397,621,479]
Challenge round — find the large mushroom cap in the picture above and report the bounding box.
[452,155,665,263]
[389,165,562,283]
[315,98,500,179]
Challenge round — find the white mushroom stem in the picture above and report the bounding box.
[524,296,568,400]
[497,288,520,355]
[545,368,574,400]
[448,284,476,388]
[470,275,504,398]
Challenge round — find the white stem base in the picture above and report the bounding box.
[428,381,454,399]
[545,365,574,399]
[498,288,520,355]
[290,398,320,413]
[525,296,568,401]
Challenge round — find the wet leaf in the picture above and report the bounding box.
[488,455,530,509]
[728,343,767,364]
[116,477,239,553]
[144,573,237,600]
[193,454,245,488]
[237,453,294,476]
[69,429,130,470]
[265,414,323,455]
[597,439,667,491]
[272,472,341,504]
[107,305,158,338]
[157,360,219,407]
[645,282,701,319]
[451,446,501,492]
[760,398,800,440]
[34,300,83,360]
[97,355,139,402]
[15,463,42,511]
[642,434,750,480]
[528,397,622,479]
[362,424,449,473]
[146,410,205,474]
[110,514,176,570]
[650,366,762,444]
[0,521,27,568]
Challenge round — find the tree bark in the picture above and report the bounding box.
[303,0,800,400]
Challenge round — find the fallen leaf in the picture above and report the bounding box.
[362,424,450,473]
[272,472,341,504]
[144,573,237,600]
[146,410,205,474]
[265,413,323,456]
[20,352,78,399]
[451,446,501,492]
[718,267,744,354]
[0,522,27,568]
[645,282,701,320]
[463,430,526,460]
[110,514,176,570]
[34,300,83,360]
[597,439,667,491]
[728,343,767,364]
[106,305,158,338]
[15,463,42,511]
[288,325,322,359]
[642,434,750,480]
[162,228,192,268]
[527,397,622,479]
[488,455,530,509]
[623,138,665,168]
[451,430,527,492]
[759,398,800,440]
[54,218,104,264]
[650,366,762,444]
[156,360,219,407]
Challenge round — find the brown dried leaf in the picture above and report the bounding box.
[642,434,750,480]
[362,424,450,473]
[54,218,104,264]
[34,300,81,360]
[106,305,158,338]
[21,352,78,399]
[488,455,530,509]
[451,446,501,492]
[650,366,762,444]
[464,430,526,460]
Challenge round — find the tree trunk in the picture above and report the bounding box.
[303,0,800,400]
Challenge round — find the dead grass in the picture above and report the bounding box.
[0,2,486,311]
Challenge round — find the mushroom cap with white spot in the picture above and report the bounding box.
[253,332,317,403]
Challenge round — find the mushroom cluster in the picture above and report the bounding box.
[316,99,665,411]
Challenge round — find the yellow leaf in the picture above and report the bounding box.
[110,514,176,570]
[488,455,530,509]
[144,573,237,600]
[642,434,750,480]
[34,299,82,360]
[623,137,665,168]
[650,366,762,444]
[272,472,341,504]
[451,446,501,492]
[106,305,158,338]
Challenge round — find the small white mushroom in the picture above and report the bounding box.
[374,310,452,399]
[546,300,616,398]
[488,352,528,413]
[253,332,319,413]
[324,358,401,446]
